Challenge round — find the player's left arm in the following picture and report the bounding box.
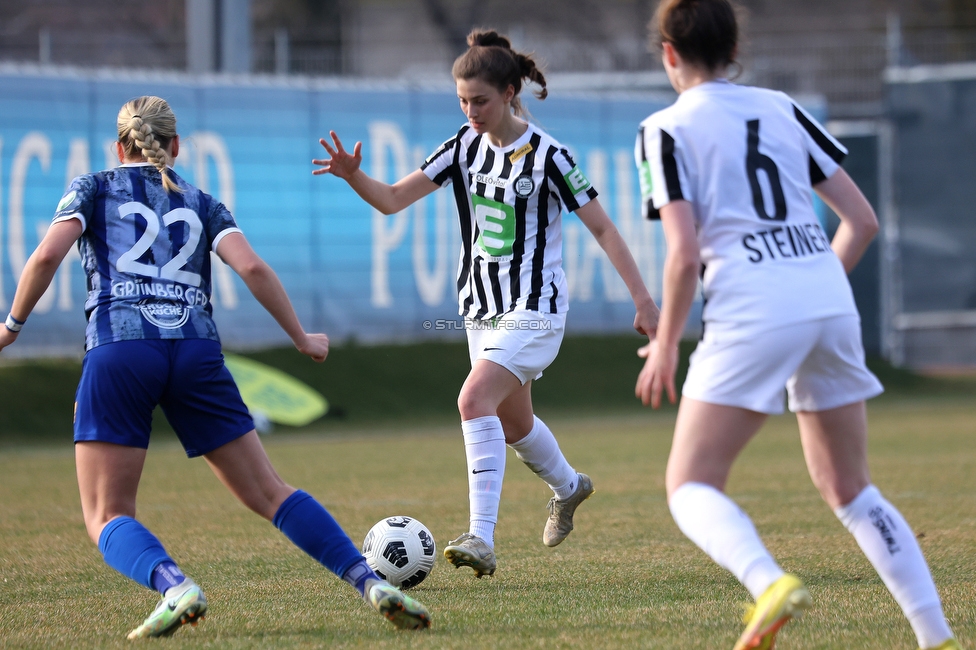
[575,199,659,337]
[215,231,329,362]
[814,167,879,273]
[635,200,699,409]
[0,219,83,352]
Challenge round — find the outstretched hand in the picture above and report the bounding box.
[312,131,362,180]
[635,339,678,409]
[296,332,330,363]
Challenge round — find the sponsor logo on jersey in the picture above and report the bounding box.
[513,175,535,198]
[57,190,77,212]
[564,166,591,193]
[138,299,190,329]
[472,195,516,258]
[474,173,509,188]
[638,161,653,196]
[508,142,533,163]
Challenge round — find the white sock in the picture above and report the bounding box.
[462,416,506,549]
[834,485,953,648]
[508,416,578,500]
[670,482,785,599]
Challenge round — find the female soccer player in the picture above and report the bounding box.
[314,30,658,577]
[0,96,429,638]
[635,2,960,649]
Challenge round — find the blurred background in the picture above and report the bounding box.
[1,0,975,371]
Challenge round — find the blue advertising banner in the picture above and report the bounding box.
[0,67,688,357]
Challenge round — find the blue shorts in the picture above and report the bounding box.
[74,339,254,457]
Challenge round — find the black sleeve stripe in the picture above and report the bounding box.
[547,147,581,212]
[645,199,661,221]
[808,154,827,185]
[793,105,845,164]
[420,137,455,172]
[637,125,647,162]
[660,129,684,202]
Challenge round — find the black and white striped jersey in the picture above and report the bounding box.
[422,122,598,320]
[636,80,859,330]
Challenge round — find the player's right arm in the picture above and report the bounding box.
[0,219,83,351]
[215,231,329,362]
[312,130,438,215]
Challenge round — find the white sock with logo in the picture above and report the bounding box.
[669,482,785,599]
[834,485,953,648]
[508,416,578,500]
[463,416,506,549]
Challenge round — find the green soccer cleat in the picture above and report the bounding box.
[733,574,811,650]
[922,639,963,650]
[443,533,496,578]
[126,578,207,639]
[543,473,595,547]
[366,580,431,630]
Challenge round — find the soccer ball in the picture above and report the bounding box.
[362,516,436,590]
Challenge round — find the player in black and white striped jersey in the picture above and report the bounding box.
[314,29,658,577]
[635,2,959,650]
[421,117,592,320]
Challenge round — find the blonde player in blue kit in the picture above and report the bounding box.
[635,2,960,649]
[314,30,659,577]
[0,96,429,638]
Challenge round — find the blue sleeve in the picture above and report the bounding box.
[53,174,97,231]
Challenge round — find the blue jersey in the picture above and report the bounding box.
[52,163,241,350]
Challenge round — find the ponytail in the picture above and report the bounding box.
[117,96,182,194]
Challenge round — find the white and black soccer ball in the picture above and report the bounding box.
[362,516,436,590]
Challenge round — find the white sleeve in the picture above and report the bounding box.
[420,134,460,188]
[637,120,687,220]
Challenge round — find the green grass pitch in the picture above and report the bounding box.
[0,337,973,648]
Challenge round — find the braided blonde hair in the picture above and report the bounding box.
[117,96,183,194]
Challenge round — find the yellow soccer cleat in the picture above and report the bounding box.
[733,574,811,650]
[922,639,963,650]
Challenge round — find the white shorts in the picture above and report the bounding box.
[466,311,566,385]
[682,315,884,414]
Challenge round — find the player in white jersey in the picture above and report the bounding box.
[314,30,658,577]
[0,96,429,638]
[635,2,960,650]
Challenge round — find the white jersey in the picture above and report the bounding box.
[636,80,858,330]
[422,122,597,320]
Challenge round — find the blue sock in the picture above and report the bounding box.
[341,559,381,596]
[98,516,173,590]
[272,490,364,581]
[151,561,186,594]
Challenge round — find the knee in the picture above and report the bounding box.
[457,387,494,421]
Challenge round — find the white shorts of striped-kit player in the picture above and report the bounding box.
[466,311,566,385]
[683,314,884,414]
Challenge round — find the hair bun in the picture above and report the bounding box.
[468,29,511,50]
